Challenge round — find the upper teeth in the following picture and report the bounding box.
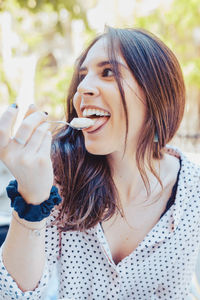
[82,108,110,117]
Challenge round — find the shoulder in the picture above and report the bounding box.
[164,145,200,187]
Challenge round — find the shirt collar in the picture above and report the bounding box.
[165,145,199,230]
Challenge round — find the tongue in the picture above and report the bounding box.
[84,116,109,132]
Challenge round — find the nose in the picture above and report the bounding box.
[77,74,99,98]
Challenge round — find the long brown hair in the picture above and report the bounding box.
[51,27,185,231]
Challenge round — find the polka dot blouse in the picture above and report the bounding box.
[0,146,200,300]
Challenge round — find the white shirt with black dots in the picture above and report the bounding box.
[0,146,200,300]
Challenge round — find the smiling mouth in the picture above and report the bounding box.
[82,108,110,118]
[81,108,111,133]
[82,116,110,133]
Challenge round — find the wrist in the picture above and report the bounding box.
[12,210,46,236]
[6,180,62,222]
[13,210,47,228]
[18,185,51,205]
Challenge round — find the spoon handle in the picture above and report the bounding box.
[47,120,69,125]
[47,120,84,130]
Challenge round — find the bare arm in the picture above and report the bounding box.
[2,211,47,292]
[0,104,54,292]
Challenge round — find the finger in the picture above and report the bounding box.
[25,122,51,153]
[0,104,19,147]
[23,104,38,119]
[13,111,48,146]
[23,104,48,120]
[37,130,52,156]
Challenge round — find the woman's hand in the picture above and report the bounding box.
[0,104,54,205]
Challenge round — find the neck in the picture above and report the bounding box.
[107,150,160,208]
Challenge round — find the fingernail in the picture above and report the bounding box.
[29,103,36,109]
[10,103,18,109]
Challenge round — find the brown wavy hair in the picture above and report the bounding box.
[51,27,185,231]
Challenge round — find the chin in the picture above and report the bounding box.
[85,141,113,156]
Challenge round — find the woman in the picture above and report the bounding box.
[0,27,199,300]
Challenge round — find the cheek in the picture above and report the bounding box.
[72,94,81,114]
[127,104,147,139]
[115,102,127,129]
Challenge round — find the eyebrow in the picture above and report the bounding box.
[79,60,128,72]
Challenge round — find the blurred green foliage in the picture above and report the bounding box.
[134,0,200,88]
[35,56,74,117]
[0,0,95,117]
[0,57,17,103]
[0,0,199,123]
[0,0,90,31]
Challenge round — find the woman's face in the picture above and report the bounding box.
[73,37,147,157]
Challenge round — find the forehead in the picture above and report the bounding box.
[81,37,124,67]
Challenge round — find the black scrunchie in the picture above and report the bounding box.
[6,180,62,222]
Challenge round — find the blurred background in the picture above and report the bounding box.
[0,0,199,154]
[0,0,199,299]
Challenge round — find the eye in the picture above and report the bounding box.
[78,73,86,82]
[102,68,114,77]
